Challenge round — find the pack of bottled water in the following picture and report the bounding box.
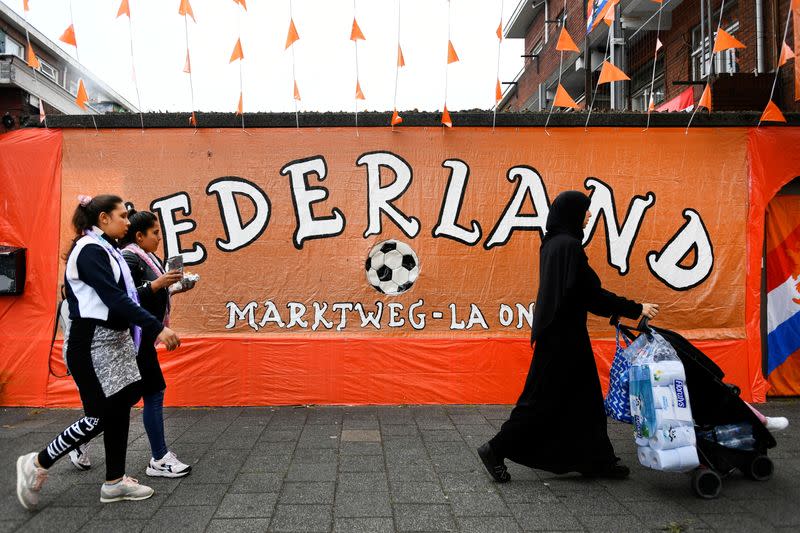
[628,331,700,472]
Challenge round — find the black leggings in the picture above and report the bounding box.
[37,407,132,481]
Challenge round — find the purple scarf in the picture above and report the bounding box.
[84,229,142,349]
[123,243,171,329]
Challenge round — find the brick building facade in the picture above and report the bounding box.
[499,0,798,113]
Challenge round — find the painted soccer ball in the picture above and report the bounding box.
[365,240,420,295]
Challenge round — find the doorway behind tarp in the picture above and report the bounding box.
[765,187,800,396]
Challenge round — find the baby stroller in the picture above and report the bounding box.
[614,317,777,499]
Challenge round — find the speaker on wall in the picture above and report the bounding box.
[0,246,26,295]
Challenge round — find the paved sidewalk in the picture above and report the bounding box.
[1,400,798,533]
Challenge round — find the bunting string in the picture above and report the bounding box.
[492,0,503,132]
[65,0,98,132]
[442,0,458,128]
[391,0,402,129]
[352,0,363,135]
[584,15,614,131]
[21,1,47,127]
[288,0,300,129]
[181,2,197,129]
[645,4,664,131]
[758,3,793,126]
[117,0,144,131]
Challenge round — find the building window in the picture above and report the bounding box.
[38,59,58,83]
[691,4,739,80]
[2,34,25,60]
[630,55,666,111]
[526,39,543,68]
[68,80,78,96]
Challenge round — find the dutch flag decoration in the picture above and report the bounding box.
[766,198,800,378]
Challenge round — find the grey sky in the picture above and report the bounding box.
[9,0,524,113]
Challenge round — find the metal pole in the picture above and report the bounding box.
[707,0,715,78]
[700,0,706,79]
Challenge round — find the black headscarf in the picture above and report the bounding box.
[531,191,591,342]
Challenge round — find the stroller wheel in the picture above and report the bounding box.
[744,455,773,481]
[691,468,722,499]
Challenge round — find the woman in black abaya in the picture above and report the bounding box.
[478,191,659,481]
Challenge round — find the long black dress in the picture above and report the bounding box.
[489,191,642,474]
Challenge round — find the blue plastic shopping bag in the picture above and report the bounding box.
[604,326,633,423]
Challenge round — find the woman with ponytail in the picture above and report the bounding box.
[16,194,181,510]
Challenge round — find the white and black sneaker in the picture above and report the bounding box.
[145,451,191,478]
[69,443,91,471]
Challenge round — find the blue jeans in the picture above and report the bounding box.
[142,390,168,461]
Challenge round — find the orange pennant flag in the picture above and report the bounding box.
[39,99,46,123]
[656,38,663,51]
[183,51,191,73]
[350,18,365,41]
[26,42,40,69]
[648,96,656,112]
[555,27,580,53]
[597,60,630,84]
[179,0,196,22]
[233,0,247,10]
[285,19,300,49]
[495,79,503,102]
[397,45,405,67]
[355,80,365,100]
[391,109,402,126]
[117,0,130,18]
[293,80,301,101]
[698,83,712,111]
[24,0,29,11]
[603,6,615,26]
[712,28,746,53]
[230,38,244,62]
[553,83,578,109]
[779,41,795,67]
[236,92,243,115]
[496,22,502,40]
[75,79,88,109]
[189,112,197,126]
[447,40,459,64]
[761,100,787,123]
[60,24,77,46]
[441,105,452,127]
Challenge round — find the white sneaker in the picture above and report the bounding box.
[145,451,191,478]
[16,452,48,510]
[68,443,92,471]
[765,416,789,432]
[100,476,154,503]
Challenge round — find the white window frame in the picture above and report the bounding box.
[692,20,740,80]
[3,34,25,60]
[38,59,58,83]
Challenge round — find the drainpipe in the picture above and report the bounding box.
[544,1,549,44]
[755,0,765,73]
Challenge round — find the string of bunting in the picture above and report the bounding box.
[20,0,47,126]
[33,1,794,130]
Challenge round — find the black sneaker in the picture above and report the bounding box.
[477,442,511,483]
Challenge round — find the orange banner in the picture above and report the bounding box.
[30,127,756,405]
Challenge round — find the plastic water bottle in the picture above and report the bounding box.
[719,436,756,450]
[714,423,752,442]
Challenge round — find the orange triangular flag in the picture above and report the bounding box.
[233,0,247,10]
[24,0,30,11]
[603,6,615,26]
[179,0,195,22]
[236,92,243,115]
[447,40,460,64]
[189,112,197,126]
[698,83,712,111]
[117,0,130,18]
[441,105,452,127]
[26,43,40,69]
[779,41,795,67]
[656,38,663,51]
[597,60,630,84]
[553,84,578,109]
[761,100,786,123]
[60,24,77,46]
[183,51,191,73]
[350,18,365,41]
[648,96,656,112]
[496,79,503,102]
[391,109,402,126]
[285,19,300,49]
[355,80,365,100]
[713,28,746,53]
[230,38,244,62]
[39,98,46,123]
[293,80,301,101]
[555,27,580,53]
[75,79,88,109]
[397,45,405,67]
[496,22,502,40]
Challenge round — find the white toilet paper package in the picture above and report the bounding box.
[628,331,699,473]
